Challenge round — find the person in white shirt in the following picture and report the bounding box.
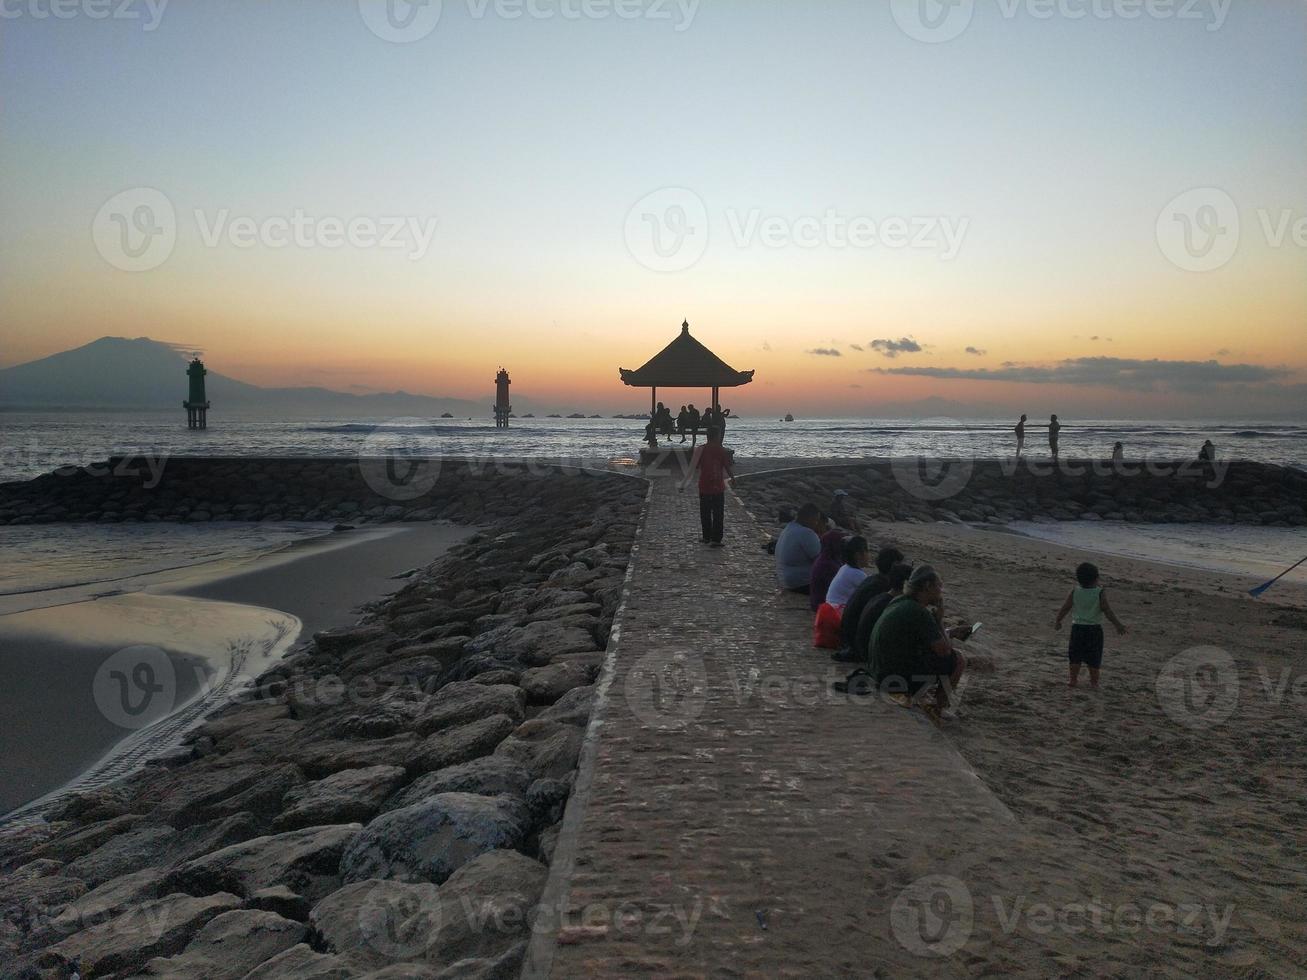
[825,536,870,607]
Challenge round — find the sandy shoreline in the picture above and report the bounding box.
[1,522,471,817]
[849,517,1307,973]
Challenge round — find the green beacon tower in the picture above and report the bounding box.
[184,357,211,430]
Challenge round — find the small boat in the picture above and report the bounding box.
[784,414,795,422]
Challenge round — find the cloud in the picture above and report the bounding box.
[964,346,986,356]
[759,341,773,352]
[807,347,842,357]
[849,343,864,352]
[848,383,862,388]
[870,356,1291,392]
[870,337,923,358]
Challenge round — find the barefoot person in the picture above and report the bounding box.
[679,426,733,547]
[1015,414,1028,456]
[869,565,971,713]
[1048,414,1061,458]
[1054,561,1127,689]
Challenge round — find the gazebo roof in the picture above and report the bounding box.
[619,321,755,389]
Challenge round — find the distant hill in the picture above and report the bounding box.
[0,337,532,417]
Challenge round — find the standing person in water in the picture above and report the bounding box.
[1015,415,1028,456]
[679,425,734,547]
[1112,441,1125,467]
[1048,414,1061,458]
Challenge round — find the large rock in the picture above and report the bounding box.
[30,814,145,864]
[41,867,166,942]
[240,943,361,979]
[313,851,544,971]
[274,766,408,831]
[463,621,595,667]
[414,684,525,736]
[535,684,595,727]
[409,715,516,776]
[383,758,532,812]
[429,851,547,965]
[134,909,307,978]
[518,664,590,705]
[289,734,421,779]
[433,941,527,980]
[43,891,241,977]
[146,763,305,828]
[66,812,262,888]
[339,795,530,886]
[165,824,361,904]
[493,720,584,780]
[310,878,442,967]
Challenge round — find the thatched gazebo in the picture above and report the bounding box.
[619,320,755,418]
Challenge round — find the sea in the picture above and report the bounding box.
[2,411,1305,594]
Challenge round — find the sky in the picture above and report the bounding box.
[1,0,1304,417]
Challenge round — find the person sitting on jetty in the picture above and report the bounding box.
[809,529,848,610]
[676,405,690,442]
[1199,439,1216,463]
[679,425,734,547]
[853,561,914,665]
[776,503,823,594]
[830,489,861,533]
[835,547,906,658]
[825,535,870,608]
[644,402,674,446]
[869,565,971,714]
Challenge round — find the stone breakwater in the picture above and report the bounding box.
[0,465,646,978]
[735,459,1307,527]
[0,456,609,526]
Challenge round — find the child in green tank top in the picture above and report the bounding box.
[1054,562,1127,688]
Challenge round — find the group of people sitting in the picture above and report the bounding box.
[644,402,732,447]
[772,500,972,716]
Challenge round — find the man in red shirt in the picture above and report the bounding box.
[680,426,734,547]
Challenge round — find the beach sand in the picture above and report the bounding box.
[864,518,1307,970]
[0,522,471,816]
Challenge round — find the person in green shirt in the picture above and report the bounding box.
[869,565,972,712]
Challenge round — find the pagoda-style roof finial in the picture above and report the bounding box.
[681,319,690,334]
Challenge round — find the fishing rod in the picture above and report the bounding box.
[1250,554,1307,598]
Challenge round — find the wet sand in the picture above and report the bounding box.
[0,523,471,816]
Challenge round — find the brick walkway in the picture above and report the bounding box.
[530,475,1108,978]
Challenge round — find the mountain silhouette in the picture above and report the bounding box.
[0,337,526,416]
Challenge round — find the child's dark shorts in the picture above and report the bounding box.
[1068,624,1104,668]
